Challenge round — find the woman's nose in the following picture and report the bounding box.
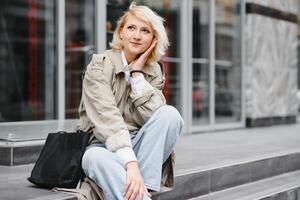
[133,30,141,39]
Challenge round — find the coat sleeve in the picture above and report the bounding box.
[82,54,136,164]
[129,62,166,123]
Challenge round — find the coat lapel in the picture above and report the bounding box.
[106,50,127,106]
[105,49,159,106]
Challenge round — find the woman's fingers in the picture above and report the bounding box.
[131,38,158,70]
[144,186,152,197]
[150,38,158,50]
[128,182,141,200]
[124,177,131,196]
[125,179,135,200]
[124,162,146,200]
[144,38,157,56]
[138,185,145,200]
[124,179,147,200]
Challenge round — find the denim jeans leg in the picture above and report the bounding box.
[81,105,184,199]
[132,105,184,192]
[82,145,152,200]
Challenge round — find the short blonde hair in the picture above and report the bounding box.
[110,2,169,64]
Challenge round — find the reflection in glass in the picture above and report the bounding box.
[65,0,96,118]
[193,0,209,59]
[192,0,210,125]
[0,0,56,122]
[106,0,182,110]
[162,61,181,110]
[193,63,210,125]
[298,38,300,114]
[215,0,242,123]
[297,0,300,115]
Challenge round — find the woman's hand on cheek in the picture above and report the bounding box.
[131,38,158,70]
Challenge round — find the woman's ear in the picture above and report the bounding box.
[119,29,124,40]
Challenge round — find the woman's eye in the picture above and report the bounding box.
[127,26,135,30]
[142,29,150,34]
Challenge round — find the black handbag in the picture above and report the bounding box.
[28,130,92,189]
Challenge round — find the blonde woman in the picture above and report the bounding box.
[78,2,184,200]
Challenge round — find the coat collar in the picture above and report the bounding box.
[106,49,157,77]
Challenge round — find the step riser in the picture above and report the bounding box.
[154,152,300,200]
[0,145,43,166]
[260,187,300,200]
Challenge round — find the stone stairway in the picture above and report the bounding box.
[153,151,300,200]
[0,122,300,200]
[152,124,300,200]
[189,170,300,200]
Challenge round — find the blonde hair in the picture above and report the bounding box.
[110,2,169,64]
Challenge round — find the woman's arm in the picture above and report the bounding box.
[129,39,167,123]
[82,54,137,164]
[129,64,166,121]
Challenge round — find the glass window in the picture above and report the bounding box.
[192,0,210,59]
[0,0,57,122]
[297,36,300,115]
[192,0,210,125]
[297,0,300,115]
[106,0,182,111]
[193,63,210,124]
[65,0,96,118]
[215,0,242,123]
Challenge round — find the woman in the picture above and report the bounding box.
[77,2,184,200]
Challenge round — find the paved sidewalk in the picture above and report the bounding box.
[175,123,300,174]
[1,123,300,199]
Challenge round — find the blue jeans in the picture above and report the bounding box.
[82,105,184,200]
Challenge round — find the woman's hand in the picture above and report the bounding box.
[124,161,152,200]
[131,38,158,71]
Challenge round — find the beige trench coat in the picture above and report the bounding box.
[76,49,175,199]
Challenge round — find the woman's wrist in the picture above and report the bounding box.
[125,161,138,169]
[130,69,143,77]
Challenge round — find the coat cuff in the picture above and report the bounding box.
[130,74,153,95]
[116,147,137,165]
[105,129,132,152]
[130,89,154,107]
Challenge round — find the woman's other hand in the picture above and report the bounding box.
[124,161,152,200]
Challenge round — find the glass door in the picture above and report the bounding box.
[0,0,57,122]
[215,0,242,124]
[65,0,96,118]
[297,1,300,119]
[191,0,243,131]
[192,0,210,126]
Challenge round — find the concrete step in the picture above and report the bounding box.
[187,170,300,200]
[153,151,300,200]
[3,150,299,200]
[0,164,76,200]
[1,124,300,199]
[4,155,300,200]
[151,123,300,200]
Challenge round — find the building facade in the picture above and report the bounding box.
[0,0,299,135]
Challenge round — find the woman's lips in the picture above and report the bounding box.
[130,42,142,45]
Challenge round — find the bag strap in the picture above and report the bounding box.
[84,177,105,199]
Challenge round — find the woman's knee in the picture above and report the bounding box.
[82,147,112,174]
[82,148,98,172]
[156,105,184,128]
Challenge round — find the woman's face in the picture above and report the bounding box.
[120,14,154,62]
